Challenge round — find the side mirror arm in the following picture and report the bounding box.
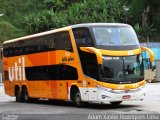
[141,46,154,62]
[80,47,102,64]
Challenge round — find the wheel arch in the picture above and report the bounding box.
[70,85,80,101]
[22,84,27,90]
[21,84,29,95]
[14,84,21,96]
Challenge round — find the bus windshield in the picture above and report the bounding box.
[100,54,144,84]
[92,26,139,46]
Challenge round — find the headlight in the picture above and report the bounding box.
[137,85,145,91]
[96,85,113,92]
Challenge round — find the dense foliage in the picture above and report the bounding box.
[0,0,160,43]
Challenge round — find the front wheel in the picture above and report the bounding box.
[110,101,122,105]
[73,90,85,107]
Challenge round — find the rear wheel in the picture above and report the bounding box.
[15,87,22,102]
[110,101,122,105]
[22,87,29,103]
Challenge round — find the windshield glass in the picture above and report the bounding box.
[92,26,139,46]
[100,54,144,84]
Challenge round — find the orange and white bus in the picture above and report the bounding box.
[2,23,154,107]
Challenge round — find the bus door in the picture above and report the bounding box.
[81,55,101,102]
[86,78,102,102]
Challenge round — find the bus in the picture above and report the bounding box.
[2,23,154,107]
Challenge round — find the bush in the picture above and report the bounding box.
[0,22,27,43]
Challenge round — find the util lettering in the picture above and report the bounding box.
[8,57,26,81]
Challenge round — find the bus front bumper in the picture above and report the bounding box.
[98,86,146,103]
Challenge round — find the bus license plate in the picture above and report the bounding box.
[122,95,131,99]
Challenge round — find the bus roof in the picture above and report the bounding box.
[3,23,130,44]
[3,26,71,44]
[70,23,130,28]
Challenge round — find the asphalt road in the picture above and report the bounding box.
[0,83,160,120]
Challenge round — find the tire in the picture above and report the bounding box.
[15,87,22,102]
[73,90,85,107]
[110,101,122,105]
[22,87,29,103]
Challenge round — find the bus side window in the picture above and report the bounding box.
[55,31,73,52]
[3,31,73,57]
[46,34,56,50]
[25,65,78,80]
[59,65,78,80]
[73,27,93,47]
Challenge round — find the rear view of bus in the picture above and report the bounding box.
[2,23,154,107]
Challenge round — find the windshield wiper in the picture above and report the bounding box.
[120,81,131,84]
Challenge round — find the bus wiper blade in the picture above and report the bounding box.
[120,81,131,84]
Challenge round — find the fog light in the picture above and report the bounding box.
[102,95,110,99]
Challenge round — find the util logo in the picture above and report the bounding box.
[8,57,26,81]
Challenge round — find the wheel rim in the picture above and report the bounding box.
[23,89,28,102]
[75,93,81,105]
[16,89,21,101]
[18,91,21,100]
[24,92,28,101]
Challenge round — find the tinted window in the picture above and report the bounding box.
[3,31,73,57]
[55,32,73,51]
[25,65,78,80]
[73,27,93,47]
[78,50,99,80]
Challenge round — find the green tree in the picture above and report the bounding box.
[1,0,160,43]
[123,0,160,42]
[0,22,27,43]
[134,23,156,42]
[23,0,126,33]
